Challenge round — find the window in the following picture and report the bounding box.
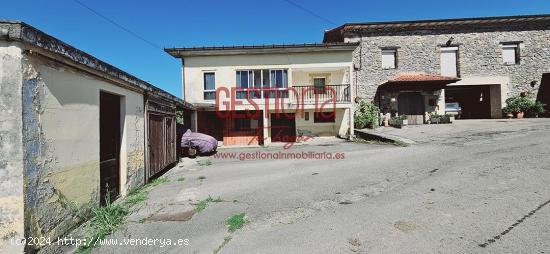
[314,111,335,123]
[203,72,216,100]
[313,77,326,94]
[502,43,520,65]
[382,49,397,69]
[269,69,288,98]
[440,47,458,77]
[304,112,310,121]
[235,69,288,99]
[236,70,252,99]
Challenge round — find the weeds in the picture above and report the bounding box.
[76,198,128,253]
[147,177,170,188]
[177,177,185,182]
[75,177,171,253]
[226,213,246,232]
[125,190,147,206]
[195,195,223,212]
[213,236,232,254]
[198,159,213,166]
[197,176,206,181]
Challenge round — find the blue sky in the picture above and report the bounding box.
[2,0,550,97]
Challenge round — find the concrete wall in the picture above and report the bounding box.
[295,108,349,137]
[19,52,145,252]
[0,41,25,253]
[348,28,550,104]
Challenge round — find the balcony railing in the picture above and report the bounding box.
[233,84,351,104]
[291,84,351,104]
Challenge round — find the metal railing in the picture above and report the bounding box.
[233,84,351,104]
[290,84,351,104]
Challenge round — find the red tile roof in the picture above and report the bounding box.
[389,73,460,82]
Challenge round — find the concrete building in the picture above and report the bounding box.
[0,21,191,253]
[165,44,357,146]
[324,14,550,120]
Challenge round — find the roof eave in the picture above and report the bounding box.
[164,43,359,58]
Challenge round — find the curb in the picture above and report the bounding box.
[354,129,416,145]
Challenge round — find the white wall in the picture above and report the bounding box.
[32,57,146,203]
[18,54,146,245]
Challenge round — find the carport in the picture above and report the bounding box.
[446,77,507,119]
[445,85,492,119]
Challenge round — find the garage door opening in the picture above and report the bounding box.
[445,86,492,119]
[537,73,550,116]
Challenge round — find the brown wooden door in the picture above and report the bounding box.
[99,92,120,205]
[148,114,165,178]
[165,117,175,165]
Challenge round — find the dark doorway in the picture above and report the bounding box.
[270,113,296,142]
[398,92,425,124]
[537,73,550,117]
[99,92,121,205]
[446,85,491,119]
[197,111,224,141]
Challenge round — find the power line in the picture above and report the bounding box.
[70,0,163,50]
[280,0,337,26]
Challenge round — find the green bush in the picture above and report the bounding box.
[354,100,380,129]
[528,101,546,116]
[503,96,534,114]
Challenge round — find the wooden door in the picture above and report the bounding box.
[99,92,121,205]
[165,117,175,165]
[398,92,425,125]
[148,114,165,178]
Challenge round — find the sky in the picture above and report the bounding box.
[2,0,550,97]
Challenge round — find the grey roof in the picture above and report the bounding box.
[0,20,192,109]
[165,42,359,57]
[324,14,550,42]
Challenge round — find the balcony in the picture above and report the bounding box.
[291,84,351,104]
[234,84,351,105]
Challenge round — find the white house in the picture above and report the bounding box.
[165,43,358,146]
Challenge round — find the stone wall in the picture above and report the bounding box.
[350,26,550,100]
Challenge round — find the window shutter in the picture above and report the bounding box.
[502,44,518,65]
[382,49,396,69]
[440,47,458,77]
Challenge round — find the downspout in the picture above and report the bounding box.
[181,58,186,100]
[143,91,149,184]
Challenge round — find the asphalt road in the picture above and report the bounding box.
[95,119,550,254]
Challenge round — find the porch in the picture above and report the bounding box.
[376,73,460,124]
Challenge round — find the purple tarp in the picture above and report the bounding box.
[180,129,218,154]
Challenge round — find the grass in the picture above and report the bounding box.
[125,190,148,206]
[226,213,246,232]
[177,177,185,182]
[213,236,232,254]
[147,177,170,188]
[198,175,206,181]
[75,177,171,253]
[198,159,213,166]
[76,200,128,253]
[195,195,223,212]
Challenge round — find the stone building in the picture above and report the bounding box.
[324,14,550,120]
[0,21,191,253]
